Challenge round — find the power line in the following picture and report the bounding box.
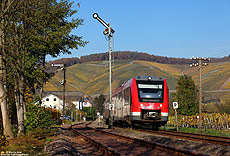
[208,51,230,58]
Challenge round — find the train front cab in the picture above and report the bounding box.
[130,76,169,128]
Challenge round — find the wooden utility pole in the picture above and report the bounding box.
[62,65,66,123]
[51,63,66,124]
[190,57,210,134]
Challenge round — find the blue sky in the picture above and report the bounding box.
[47,0,230,61]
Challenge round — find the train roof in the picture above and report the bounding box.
[135,76,165,81]
[112,76,165,96]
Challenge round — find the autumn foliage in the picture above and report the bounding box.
[168,113,230,130]
[46,107,61,120]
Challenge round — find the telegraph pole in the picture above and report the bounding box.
[62,64,66,123]
[93,13,115,128]
[51,63,67,124]
[108,23,112,109]
[190,57,210,134]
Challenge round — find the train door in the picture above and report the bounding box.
[119,92,123,119]
[123,87,130,119]
[117,92,122,119]
[114,96,118,119]
[122,90,126,118]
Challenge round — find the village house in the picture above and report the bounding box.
[39,94,63,110]
[72,98,92,110]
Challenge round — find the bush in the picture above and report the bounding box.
[0,135,7,148]
[25,103,54,131]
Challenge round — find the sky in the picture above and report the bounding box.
[46,0,230,61]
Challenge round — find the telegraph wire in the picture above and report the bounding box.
[208,51,230,58]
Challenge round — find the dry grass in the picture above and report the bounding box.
[1,128,55,156]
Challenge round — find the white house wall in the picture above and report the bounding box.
[41,94,63,110]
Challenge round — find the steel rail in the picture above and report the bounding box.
[88,126,207,156]
[73,126,124,156]
[141,129,230,146]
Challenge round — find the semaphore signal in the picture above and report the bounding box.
[93,13,115,128]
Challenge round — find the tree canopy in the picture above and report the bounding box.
[0,0,87,136]
[94,94,106,114]
[173,75,199,115]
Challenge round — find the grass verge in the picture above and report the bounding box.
[161,125,230,137]
[0,128,56,156]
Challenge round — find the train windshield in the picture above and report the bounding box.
[136,80,164,103]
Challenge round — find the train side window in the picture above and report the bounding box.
[124,88,130,105]
[119,92,122,101]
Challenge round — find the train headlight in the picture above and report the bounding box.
[148,76,152,80]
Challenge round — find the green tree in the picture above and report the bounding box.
[83,107,96,119]
[0,0,16,139]
[1,0,87,136]
[174,75,199,115]
[216,99,230,114]
[94,94,105,114]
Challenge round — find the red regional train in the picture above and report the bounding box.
[104,76,169,129]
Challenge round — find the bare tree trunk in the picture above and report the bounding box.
[39,87,43,105]
[22,0,26,121]
[14,22,24,136]
[0,28,14,138]
[0,79,14,139]
[14,77,24,136]
[23,100,26,120]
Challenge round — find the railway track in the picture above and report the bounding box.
[136,128,230,146]
[72,123,206,156]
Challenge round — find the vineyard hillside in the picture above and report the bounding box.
[44,60,230,101]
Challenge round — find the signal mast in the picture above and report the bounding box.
[93,13,115,128]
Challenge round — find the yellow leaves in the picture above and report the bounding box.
[168,113,230,129]
[25,87,33,104]
[0,135,8,147]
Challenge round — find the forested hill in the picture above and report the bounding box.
[48,51,230,67]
